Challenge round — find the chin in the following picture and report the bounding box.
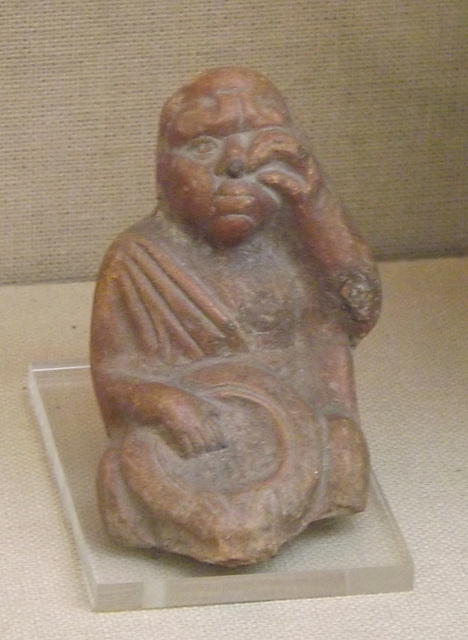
[205,214,260,247]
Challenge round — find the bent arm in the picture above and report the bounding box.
[255,131,381,343]
[90,237,223,456]
[300,181,382,343]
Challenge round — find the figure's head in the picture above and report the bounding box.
[156,67,294,247]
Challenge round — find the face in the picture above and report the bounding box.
[158,127,291,247]
[157,71,294,247]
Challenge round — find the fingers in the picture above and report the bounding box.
[199,414,227,452]
[247,129,320,191]
[174,424,226,458]
[167,403,227,458]
[247,129,311,175]
[257,170,310,205]
[248,132,320,209]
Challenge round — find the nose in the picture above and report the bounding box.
[225,157,245,179]
[215,136,247,179]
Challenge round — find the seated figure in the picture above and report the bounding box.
[90,67,381,566]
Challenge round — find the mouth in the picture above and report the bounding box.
[212,213,253,223]
[212,191,257,221]
[214,194,255,210]
[215,179,280,206]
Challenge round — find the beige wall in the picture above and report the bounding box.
[1,1,467,284]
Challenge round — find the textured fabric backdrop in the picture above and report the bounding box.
[1,1,467,284]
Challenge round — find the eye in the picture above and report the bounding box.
[185,136,220,159]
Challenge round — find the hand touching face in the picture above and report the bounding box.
[158,125,321,247]
[158,127,278,246]
[156,67,322,247]
[249,128,321,209]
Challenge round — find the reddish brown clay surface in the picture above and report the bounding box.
[90,67,381,566]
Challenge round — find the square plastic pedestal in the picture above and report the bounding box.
[29,364,413,611]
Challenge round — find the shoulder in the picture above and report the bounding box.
[91,215,162,357]
[96,215,160,278]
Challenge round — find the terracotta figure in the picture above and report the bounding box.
[90,67,381,566]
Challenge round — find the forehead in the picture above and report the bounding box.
[162,86,290,146]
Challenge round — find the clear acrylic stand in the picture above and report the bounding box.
[29,363,413,611]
